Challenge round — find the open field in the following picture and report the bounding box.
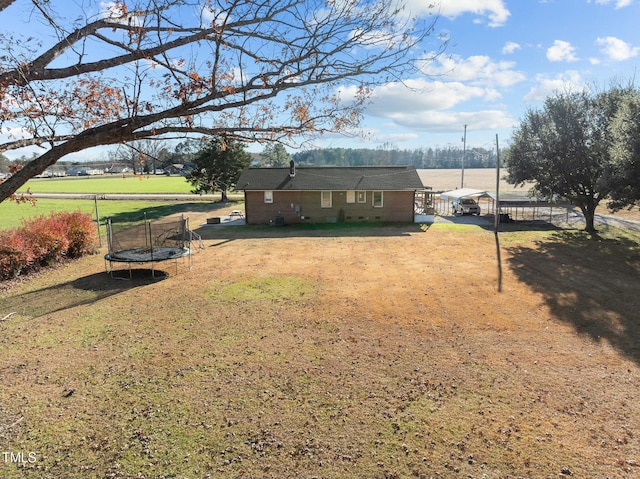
[18,175,194,195]
[1,220,639,478]
[417,168,530,193]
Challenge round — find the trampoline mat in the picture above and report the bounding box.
[105,247,190,263]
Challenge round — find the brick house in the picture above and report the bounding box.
[235,162,424,225]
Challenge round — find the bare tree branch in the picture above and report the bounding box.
[0,0,446,202]
[0,0,15,13]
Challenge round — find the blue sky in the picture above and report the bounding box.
[2,0,639,160]
[320,0,640,153]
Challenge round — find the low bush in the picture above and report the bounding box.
[0,211,97,280]
[59,211,98,258]
[0,231,32,279]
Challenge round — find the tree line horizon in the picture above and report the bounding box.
[0,145,500,174]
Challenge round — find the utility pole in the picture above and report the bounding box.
[461,124,467,189]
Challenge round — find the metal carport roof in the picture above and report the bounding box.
[438,188,492,200]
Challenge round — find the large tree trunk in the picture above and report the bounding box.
[0,148,67,201]
[578,197,598,234]
[584,209,597,234]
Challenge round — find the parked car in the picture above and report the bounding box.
[452,197,481,215]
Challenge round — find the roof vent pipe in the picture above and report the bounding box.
[289,160,296,177]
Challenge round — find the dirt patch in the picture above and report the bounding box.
[0,221,639,478]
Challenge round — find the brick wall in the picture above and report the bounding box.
[244,190,415,224]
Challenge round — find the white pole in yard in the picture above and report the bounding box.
[494,133,502,292]
[494,134,500,233]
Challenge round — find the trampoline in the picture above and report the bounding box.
[104,215,192,278]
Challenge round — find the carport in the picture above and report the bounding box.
[437,188,493,216]
[437,188,573,223]
[491,193,572,223]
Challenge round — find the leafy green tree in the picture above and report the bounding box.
[505,88,631,233]
[173,139,202,164]
[186,138,251,202]
[260,144,290,167]
[607,91,640,211]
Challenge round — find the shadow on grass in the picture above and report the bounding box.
[0,270,166,319]
[506,228,640,364]
[105,201,235,224]
[193,221,428,241]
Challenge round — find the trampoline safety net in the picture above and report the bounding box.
[105,215,191,277]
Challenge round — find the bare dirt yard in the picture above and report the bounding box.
[1,207,640,479]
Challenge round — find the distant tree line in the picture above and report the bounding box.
[291,146,499,169]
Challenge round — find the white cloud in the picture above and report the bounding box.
[419,53,526,88]
[200,3,228,27]
[337,50,525,135]
[338,78,515,134]
[373,79,489,112]
[349,27,412,51]
[376,108,515,132]
[372,132,421,144]
[546,40,578,62]
[99,1,124,18]
[596,36,640,61]
[502,41,521,54]
[523,71,584,103]
[589,0,633,8]
[405,0,510,27]
[99,1,141,25]
[1,126,33,141]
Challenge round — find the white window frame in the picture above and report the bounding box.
[321,190,332,208]
[264,191,273,203]
[357,191,366,203]
[372,191,384,208]
[346,190,356,203]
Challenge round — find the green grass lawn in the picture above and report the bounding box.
[0,198,221,232]
[2,175,238,231]
[19,175,194,194]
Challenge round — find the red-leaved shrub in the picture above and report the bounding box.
[0,230,32,279]
[0,211,97,280]
[20,215,71,266]
[58,211,97,258]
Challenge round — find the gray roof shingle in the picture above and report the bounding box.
[236,166,424,191]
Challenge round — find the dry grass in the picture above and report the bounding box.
[1,217,640,479]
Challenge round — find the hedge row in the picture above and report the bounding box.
[0,211,98,280]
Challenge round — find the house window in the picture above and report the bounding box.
[321,191,332,208]
[373,191,383,207]
[346,190,356,203]
[357,191,366,203]
[264,191,273,203]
